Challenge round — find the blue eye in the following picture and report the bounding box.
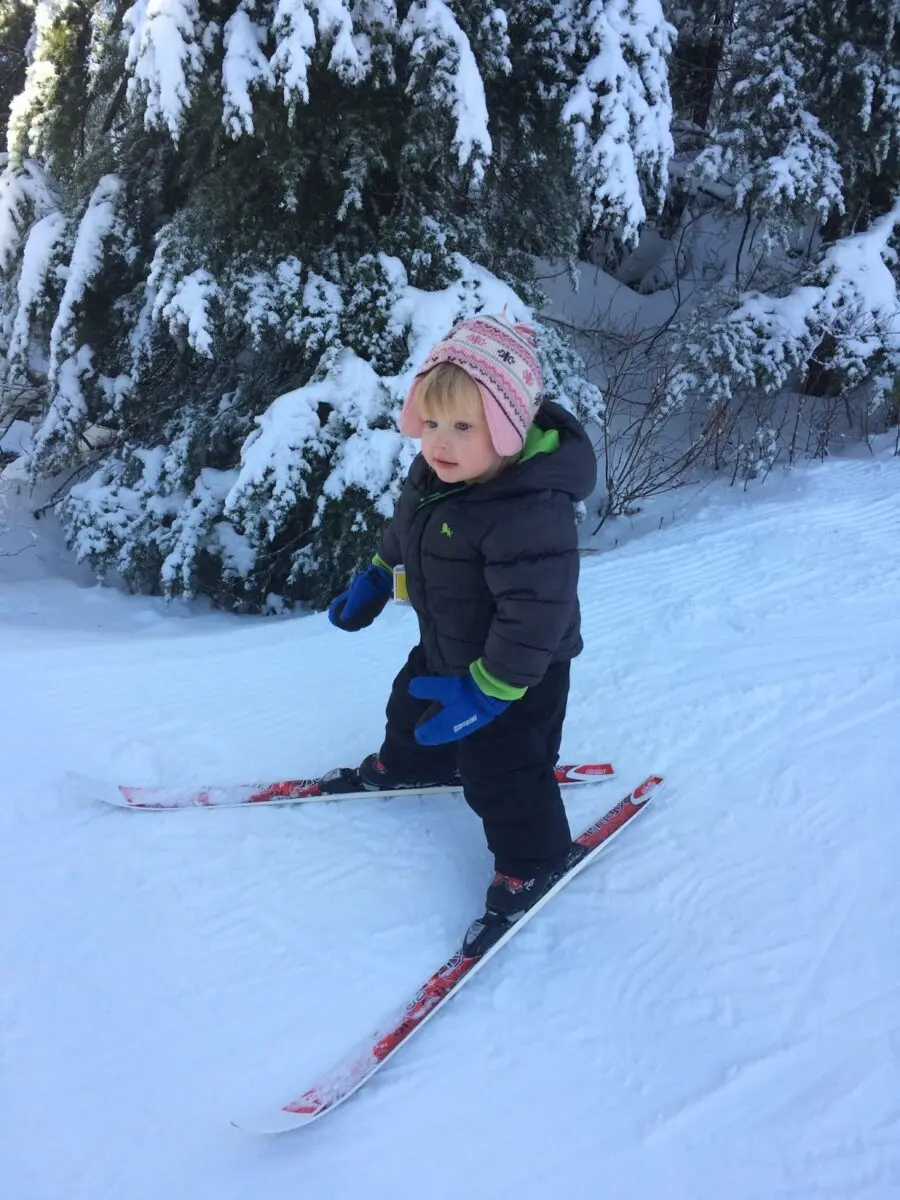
[455,422,471,432]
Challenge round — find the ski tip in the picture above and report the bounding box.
[557,762,615,783]
[633,775,664,804]
[64,769,131,809]
[232,1106,320,1135]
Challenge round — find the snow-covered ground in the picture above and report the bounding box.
[2,445,900,1199]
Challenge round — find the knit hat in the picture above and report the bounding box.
[400,313,544,455]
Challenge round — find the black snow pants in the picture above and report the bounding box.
[377,645,573,877]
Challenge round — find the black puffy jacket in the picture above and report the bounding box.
[377,400,597,690]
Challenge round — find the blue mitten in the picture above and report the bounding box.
[328,564,392,631]
[410,674,510,745]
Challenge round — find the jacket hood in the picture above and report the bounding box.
[479,399,597,503]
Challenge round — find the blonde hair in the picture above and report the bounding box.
[413,361,483,419]
[413,362,520,472]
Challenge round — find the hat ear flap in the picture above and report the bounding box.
[399,378,426,437]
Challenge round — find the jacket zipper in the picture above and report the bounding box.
[415,482,471,512]
[409,483,470,662]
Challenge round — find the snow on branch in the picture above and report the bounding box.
[223,257,345,351]
[270,0,316,107]
[6,210,68,375]
[690,20,844,244]
[146,222,221,358]
[222,5,277,137]
[224,364,328,541]
[674,202,900,408]
[48,175,123,385]
[161,467,246,593]
[311,0,369,78]
[61,449,168,585]
[743,111,842,225]
[270,0,370,115]
[29,343,96,473]
[28,175,125,474]
[0,160,59,275]
[563,0,674,243]
[5,0,81,161]
[401,0,492,176]
[124,0,206,141]
[154,268,220,357]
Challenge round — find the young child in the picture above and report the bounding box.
[328,313,597,955]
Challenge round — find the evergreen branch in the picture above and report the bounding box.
[33,459,102,520]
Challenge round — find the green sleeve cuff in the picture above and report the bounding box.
[470,659,528,701]
[372,553,393,574]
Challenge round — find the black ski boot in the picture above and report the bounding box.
[357,753,461,793]
[462,843,589,958]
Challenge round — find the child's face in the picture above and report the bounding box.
[417,390,503,484]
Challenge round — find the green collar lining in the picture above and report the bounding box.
[517,424,560,463]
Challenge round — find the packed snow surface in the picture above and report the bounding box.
[2,446,899,1198]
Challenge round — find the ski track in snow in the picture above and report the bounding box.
[2,454,900,1199]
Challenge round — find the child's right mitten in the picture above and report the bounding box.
[328,563,392,631]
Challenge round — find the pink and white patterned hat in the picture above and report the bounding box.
[400,313,544,455]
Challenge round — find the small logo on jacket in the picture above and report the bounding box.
[441,522,454,538]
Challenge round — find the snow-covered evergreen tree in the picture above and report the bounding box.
[0,0,673,610]
[664,0,728,132]
[0,0,30,144]
[703,0,900,242]
[689,0,843,264]
[811,0,900,240]
[665,0,900,463]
